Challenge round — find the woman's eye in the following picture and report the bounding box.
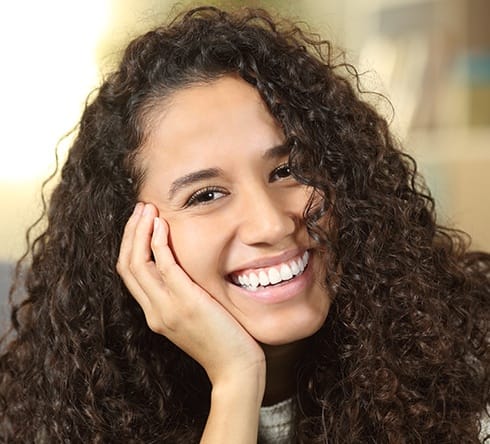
[270,163,292,181]
[185,187,228,207]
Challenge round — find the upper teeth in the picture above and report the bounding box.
[232,251,309,291]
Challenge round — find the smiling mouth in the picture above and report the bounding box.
[228,251,310,292]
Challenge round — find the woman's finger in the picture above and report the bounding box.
[117,202,154,310]
[130,203,158,267]
[150,216,189,290]
[117,202,144,272]
[122,204,183,332]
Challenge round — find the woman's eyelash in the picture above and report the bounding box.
[184,164,291,207]
[270,163,292,181]
[184,187,228,207]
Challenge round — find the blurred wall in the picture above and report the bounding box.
[1,0,489,302]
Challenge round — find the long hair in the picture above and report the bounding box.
[1,6,488,443]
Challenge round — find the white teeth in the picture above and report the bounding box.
[268,267,281,285]
[280,263,293,280]
[297,258,305,273]
[232,251,310,291]
[258,271,269,286]
[290,260,300,276]
[249,272,259,288]
[303,251,309,265]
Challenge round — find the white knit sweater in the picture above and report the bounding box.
[258,399,490,443]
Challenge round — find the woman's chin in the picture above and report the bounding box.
[247,312,328,347]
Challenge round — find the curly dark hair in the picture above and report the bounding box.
[1,6,488,443]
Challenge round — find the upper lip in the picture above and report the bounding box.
[228,248,307,275]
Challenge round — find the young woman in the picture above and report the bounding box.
[1,6,488,443]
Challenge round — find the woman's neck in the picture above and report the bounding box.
[260,338,309,406]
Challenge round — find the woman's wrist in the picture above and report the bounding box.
[201,365,266,444]
[211,359,266,407]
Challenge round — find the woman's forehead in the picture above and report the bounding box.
[138,76,282,166]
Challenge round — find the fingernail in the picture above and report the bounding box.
[143,204,152,216]
[153,217,160,234]
[133,202,144,215]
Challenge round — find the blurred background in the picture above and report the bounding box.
[1,0,489,321]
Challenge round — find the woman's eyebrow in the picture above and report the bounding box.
[168,167,223,200]
[263,143,290,160]
[167,144,288,200]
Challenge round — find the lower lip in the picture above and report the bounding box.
[230,255,314,304]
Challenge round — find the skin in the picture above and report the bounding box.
[117,75,331,442]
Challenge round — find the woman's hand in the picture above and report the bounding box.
[117,202,265,389]
[118,202,265,442]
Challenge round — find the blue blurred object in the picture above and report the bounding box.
[453,52,490,85]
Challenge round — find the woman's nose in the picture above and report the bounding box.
[237,188,297,246]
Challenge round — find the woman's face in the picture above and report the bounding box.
[138,75,330,345]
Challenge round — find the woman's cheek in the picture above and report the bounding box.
[168,223,198,267]
[167,221,220,286]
